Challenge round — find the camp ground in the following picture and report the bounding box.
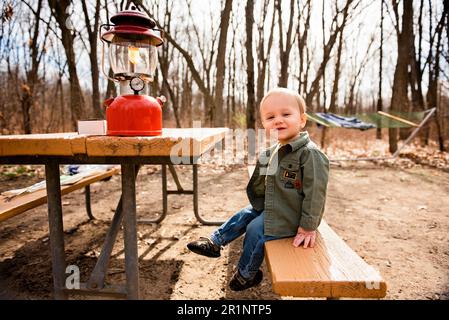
[0,0,448,302]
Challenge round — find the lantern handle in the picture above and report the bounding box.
[99,24,119,83]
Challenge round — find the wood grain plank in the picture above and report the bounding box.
[0,129,228,158]
[264,220,387,298]
[0,133,86,156]
[85,128,228,157]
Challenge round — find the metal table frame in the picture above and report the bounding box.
[0,154,224,299]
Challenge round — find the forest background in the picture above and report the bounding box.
[0,0,448,153]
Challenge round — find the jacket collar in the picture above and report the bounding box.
[262,131,310,161]
[284,131,310,152]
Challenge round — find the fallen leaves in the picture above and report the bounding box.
[401,147,449,171]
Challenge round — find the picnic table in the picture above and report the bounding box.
[0,128,228,299]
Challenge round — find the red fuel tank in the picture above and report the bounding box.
[105,95,163,136]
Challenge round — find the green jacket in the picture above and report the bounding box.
[246,132,329,237]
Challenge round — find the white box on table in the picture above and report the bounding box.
[77,120,107,135]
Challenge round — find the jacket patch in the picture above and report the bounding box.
[294,179,302,190]
[283,170,297,180]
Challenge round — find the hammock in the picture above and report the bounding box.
[307,110,428,130]
[306,108,437,161]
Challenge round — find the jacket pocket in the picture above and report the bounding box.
[274,161,304,228]
[279,161,303,193]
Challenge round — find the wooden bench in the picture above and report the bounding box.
[0,167,120,223]
[247,165,387,299]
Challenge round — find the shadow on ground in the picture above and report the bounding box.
[0,218,188,300]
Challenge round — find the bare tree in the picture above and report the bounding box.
[1,0,446,143]
[181,69,193,126]
[407,0,429,144]
[376,0,385,139]
[19,0,48,133]
[389,0,413,152]
[276,0,295,87]
[305,0,356,108]
[320,0,328,113]
[227,9,238,126]
[319,0,330,148]
[427,1,448,151]
[81,0,103,118]
[345,30,375,114]
[296,0,312,97]
[156,0,181,127]
[245,0,256,129]
[328,14,345,114]
[48,0,85,129]
[214,0,233,126]
[103,1,117,100]
[1,2,19,133]
[256,0,276,120]
[137,0,233,127]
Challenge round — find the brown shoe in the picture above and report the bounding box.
[229,269,263,291]
[187,237,221,258]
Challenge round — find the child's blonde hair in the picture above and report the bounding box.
[260,87,307,114]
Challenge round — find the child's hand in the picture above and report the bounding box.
[293,227,316,248]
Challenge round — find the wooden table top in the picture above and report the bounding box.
[0,128,229,157]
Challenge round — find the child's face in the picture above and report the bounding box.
[260,93,307,144]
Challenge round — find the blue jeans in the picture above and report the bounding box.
[210,205,279,279]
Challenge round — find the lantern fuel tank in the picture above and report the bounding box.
[105,95,165,136]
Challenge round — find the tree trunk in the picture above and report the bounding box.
[276,0,295,87]
[81,0,103,119]
[245,0,256,129]
[389,0,413,152]
[305,0,353,107]
[328,6,345,114]
[214,0,233,127]
[427,3,448,151]
[182,72,192,127]
[20,0,45,133]
[376,0,384,140]
[401,1,414,140]
[21,86,32,134]
[48,0,85,130]
[297,0,311,96]
[227,33,234,126]
[136,0,215,127]
[105,69,117,99]
[256,0,276,117]
[160,56,181,127]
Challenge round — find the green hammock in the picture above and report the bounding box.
[307,111,427,129]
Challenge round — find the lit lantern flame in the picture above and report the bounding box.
[128,46,140,65]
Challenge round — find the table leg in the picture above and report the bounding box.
[45,161,68,300]
[84,185,95,220]
[87,166,140,290]
[168,164,184,191]
[162,164,168,221]
[121,164,139,300]
[87,197,123,290]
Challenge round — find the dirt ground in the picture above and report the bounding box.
[0,159,448,300]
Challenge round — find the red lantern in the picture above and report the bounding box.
[100,8,165,136]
